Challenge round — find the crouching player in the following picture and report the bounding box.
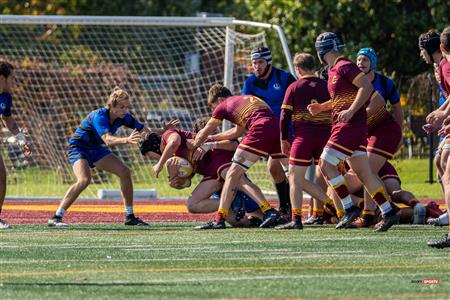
[276,53,333,229]
[48,87,176,227]
[147,122,266,227]
[192,84,285,229]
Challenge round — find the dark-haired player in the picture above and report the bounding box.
[241,47,296,215]
[0,61,32,229]
[312,32,399,232]
[192,84,285,229]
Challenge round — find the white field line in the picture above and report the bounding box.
[0,252,448,264]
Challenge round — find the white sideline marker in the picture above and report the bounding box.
[97,189,157,200]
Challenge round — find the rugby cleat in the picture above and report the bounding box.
[427,217,448,226]
[347,215,377,228]
[194,220,226,230]
[124,214,149,226]
[303,215,324,225]
[427,234,450,249]
[248,216,263,227]
[0,219,11,229]
[47,216,69,227]
[275,220,303,230]
[373,205,400,232]
[260,209,283,228]
[335,206,360,229]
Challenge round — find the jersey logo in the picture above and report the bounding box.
[310,99,318,104]
[273,83,281,90]
[0,103,5,110]
[309,82,317,87]
[331,75,338,84]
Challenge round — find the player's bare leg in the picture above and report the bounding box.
[0,155,10,229]
[48,159,91,227]
[96,154,148,226]
[186,179,222,213]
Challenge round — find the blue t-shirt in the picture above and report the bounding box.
[0,92,13,117]
[242,67,296,119]
[372,72,400,106]
[70,107,144,149]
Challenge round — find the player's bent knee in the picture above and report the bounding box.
[320,147,344,168]
[442,173,450,186]
[118,166,132,178]
[186,200,200,213]
[231,152,255,172]
[77,177,91,189]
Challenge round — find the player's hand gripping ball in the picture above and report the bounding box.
[166,156,193,178]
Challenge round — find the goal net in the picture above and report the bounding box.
[0,16,293,199]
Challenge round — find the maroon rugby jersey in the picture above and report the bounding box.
[280,75,331,139]
[210,95,274,129]
[438,57,450,97]
[327,57,367,125]
[366,99,394,132]
[161,128,194,160]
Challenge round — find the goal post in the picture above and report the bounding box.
[0,15,294,199]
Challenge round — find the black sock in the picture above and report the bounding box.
[275,180,290,210]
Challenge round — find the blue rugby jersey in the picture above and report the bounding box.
[372,72,400,106]
[0,92,13,117]
[69,107,144,149]
[242,67,296,119]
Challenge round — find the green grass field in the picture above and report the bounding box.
[1,224,449,299]
[4,158,444,199]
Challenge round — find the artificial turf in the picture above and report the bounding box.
[1,223,449,299]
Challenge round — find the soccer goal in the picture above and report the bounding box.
[0,15,294,199]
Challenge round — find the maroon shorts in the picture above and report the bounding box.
[238,117,284,159]
[326,121,368,156]
[196,149,233,182]
[290,126,330,166]
[367,119,401,159]
[378,161,400,184]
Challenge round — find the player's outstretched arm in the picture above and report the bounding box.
[146,119,180,135]
[101,129,140,147]
[192,119,220,148]
[209,126,245,142]
[152,133,181,178]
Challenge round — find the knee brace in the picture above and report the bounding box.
[320,147,347,166]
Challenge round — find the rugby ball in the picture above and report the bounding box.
[166,156,193,178]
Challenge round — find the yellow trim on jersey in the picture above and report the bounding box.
[366,146,394,157]
[301,74,317,79]
[281,104,293,111]
[332,56,345,66]
[238,144,269,156]
[289,157,312,163]
[210,117,223,124]
[327,140,354,154]
[351,72,365,85]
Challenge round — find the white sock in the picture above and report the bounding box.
[379,201,393,215]
[55,208,65,218]
[125,206,134,216]
[439,213,449,224]
[341,195,354,210]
